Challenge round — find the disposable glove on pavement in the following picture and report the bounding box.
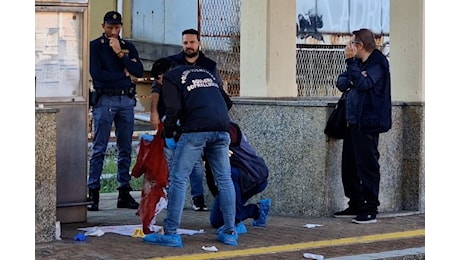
[165,138,177,150]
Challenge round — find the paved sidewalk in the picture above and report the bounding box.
[36,192,425,260]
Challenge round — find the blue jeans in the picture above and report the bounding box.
[163,132,235,234]
[210,167,268,228]
[164,147,204,198]
[88,95,135,190]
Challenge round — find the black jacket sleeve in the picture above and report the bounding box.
[221,88,233,110]
[162,78,182,138]
[121,41,144,78]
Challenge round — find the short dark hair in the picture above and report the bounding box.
[352,28,376,52]
[182,28,200,41]
[150,58,176,79]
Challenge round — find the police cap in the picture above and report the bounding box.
[103,11,123,25]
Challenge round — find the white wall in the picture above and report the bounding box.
[131,0,198,44]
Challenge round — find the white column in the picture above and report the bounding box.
[390,0,424,102]
[240,0,297,97]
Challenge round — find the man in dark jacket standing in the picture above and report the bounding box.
[334,28,392,224]
[167,28,231,211]
[142,65,237,247]
[87,11,143,211]
[149,57,206,210]
[168,28,223,87]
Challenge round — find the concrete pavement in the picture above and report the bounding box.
[36,192,425,259]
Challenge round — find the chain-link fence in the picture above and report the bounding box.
[296,45,346,97]
[296,42,390,97]
[198,0,389,98]
[199,0,241,97]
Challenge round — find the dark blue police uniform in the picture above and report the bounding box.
[88,33,143,192]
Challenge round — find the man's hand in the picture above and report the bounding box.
[124,68,130,77]
[150,112,160,130]
[108,37,122,54]
[344,42,356,59]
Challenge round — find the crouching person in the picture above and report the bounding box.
[207,121,271,234]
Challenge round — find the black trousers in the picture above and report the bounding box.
[341,124,381,214]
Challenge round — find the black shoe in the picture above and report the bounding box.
[117,187,140,209]
[333,207,359,218]
[352,213,377,224]
[87,189,99,211]
[192,196,208,211]
[87,203,99,211]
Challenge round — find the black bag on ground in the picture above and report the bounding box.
[324,92,347,140]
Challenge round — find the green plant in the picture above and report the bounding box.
[98,154,144,193]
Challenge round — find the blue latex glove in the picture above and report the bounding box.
[73,232,86,241]
[165,138,177,150]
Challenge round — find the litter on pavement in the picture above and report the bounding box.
[303,252,324,259]
[303,224,323,229]
[201,245,219,252]
[78,224,205,237]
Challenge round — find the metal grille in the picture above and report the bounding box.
[296,45,346,97]
[197,2,389,98]
[198,0,241,97]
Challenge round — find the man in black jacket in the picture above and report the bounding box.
[334,28,392,224]
[167,28,231,211]
[143,65,237,247]
[168,28,223,87]
[149,57,207,211]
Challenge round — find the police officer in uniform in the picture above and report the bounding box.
[87,11,144,211]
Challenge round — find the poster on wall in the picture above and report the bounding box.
[35,11,83,99]
[296,0,389,45]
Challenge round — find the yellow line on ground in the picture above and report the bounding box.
[149,229,424,260]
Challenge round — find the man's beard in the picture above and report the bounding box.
[184,48,199,58]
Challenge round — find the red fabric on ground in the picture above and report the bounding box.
[138,179,166,234]
[132,123,169,234]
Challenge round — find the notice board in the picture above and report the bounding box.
[35,6,88,102]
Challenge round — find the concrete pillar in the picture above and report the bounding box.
[390,0,424,102]
[35,108,59,243]
[240,0,297,97]
[390,0,425,213]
